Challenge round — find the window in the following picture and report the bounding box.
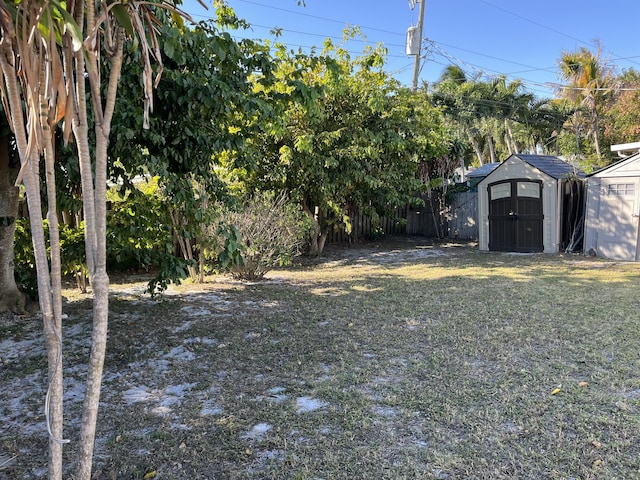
[517,182,540,199]
[490,183,511,200]
[608,183,635,197]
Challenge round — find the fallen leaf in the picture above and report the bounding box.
[143,471,157,479]
[579,381,589,387]
[592,440,602,448]
[550,388,561,395]
[592,459,603,468]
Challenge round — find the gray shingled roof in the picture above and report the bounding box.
[467,162,501,178]
[513,154,586,179]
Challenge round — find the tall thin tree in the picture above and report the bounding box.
[0,0,196,478]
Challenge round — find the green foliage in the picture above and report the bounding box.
[106,186,173,270]
[105,182,194,296]
[147,254,192,297]
[59,222,88,290]
[430,69,568,165]
[556,43,613,166]
[13,177,194,297]
[13,218,88,298]
[111,19,276,182]
[603,68,640,145]
[13,219,37,299]
[215,223,246,272]
[105,16,282,286]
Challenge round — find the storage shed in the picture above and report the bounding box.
[583,152,640,261]
[477,154,585,253]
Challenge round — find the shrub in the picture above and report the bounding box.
[13,218,37,299]
[106,184,195,295]
[214,192,313,280]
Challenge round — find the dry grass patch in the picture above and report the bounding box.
[2,239,640,479]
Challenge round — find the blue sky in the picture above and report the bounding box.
[183,0,640,99]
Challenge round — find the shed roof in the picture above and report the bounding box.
[588,151,640,177]
[467,162,500,178]
[503,154,585,179]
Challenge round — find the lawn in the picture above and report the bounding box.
[2,238,640,479]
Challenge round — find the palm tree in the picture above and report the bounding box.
[0,1,193,478]
[431,66,490,165]
[489,76,535,154]
[557,43,613,165]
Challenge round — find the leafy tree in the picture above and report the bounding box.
[527,98,573,155]
[110,12,279,287]
[244,36,448,254]
[430,66,489,165]
[417,138,467,238]
[603,68,640,144]
[557,43,613,166]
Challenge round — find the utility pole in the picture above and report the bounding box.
[411,0,426,92]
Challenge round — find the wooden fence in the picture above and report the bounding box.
[446,190,478,240]
[326,190,479,244]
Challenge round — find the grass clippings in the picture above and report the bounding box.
[2,238,640,479]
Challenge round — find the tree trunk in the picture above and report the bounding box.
[74,30,123,480]
[591,107,603,165]
[41,86,66,480]
[469,137,484,166]
[0,45,65,479]
[0,135,25,313]
[488,135,497,163]
[302,198,329,256]
[170,209,199,281]
[505,120,519,154]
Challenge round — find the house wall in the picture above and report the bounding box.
[477,157,560,253]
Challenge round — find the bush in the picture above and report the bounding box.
[213,192,313,280]
[13,218,37,299]
[106,184,195,295]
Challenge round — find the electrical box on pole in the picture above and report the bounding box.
[406,26,420,56]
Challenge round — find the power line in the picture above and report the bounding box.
[477,0,640,68]
[434,40,557,75]
[232,0,404,37]
[239,22,406,49]
[189,1,640,98]
[221,1,566,94]
[224,32,410,62]
[478,0,595,48]
[427,47,555,97]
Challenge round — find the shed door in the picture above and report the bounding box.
[488,180,543,252]
[597,180,640,261]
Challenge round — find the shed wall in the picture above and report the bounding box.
[583,154,640,261]
[584,176,640,260]
[583,178,601,255]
